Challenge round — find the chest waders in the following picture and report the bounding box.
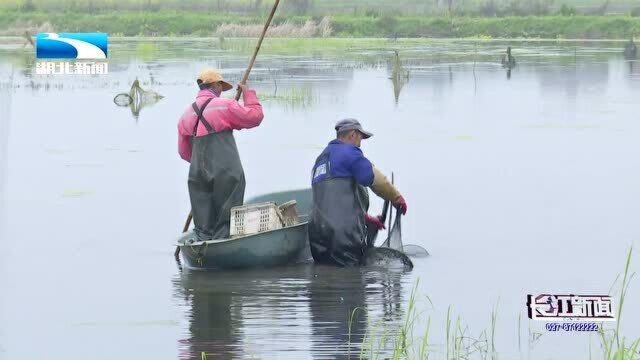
[308,151,370,266]
[188,98,246,240]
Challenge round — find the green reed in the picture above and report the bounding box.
[2,10,640,38]
[351,246,638,360]
[597,246,639,360]
[260,85,314,108]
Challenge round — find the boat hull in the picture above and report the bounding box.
[178,222,311,270]
[177,188,313,270]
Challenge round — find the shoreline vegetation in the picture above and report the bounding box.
[1,11,639,39]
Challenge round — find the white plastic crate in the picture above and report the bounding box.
[230,202,283,237]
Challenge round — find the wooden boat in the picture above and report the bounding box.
[177,189,313,270]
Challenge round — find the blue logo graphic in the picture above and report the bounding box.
[36,33,108,59]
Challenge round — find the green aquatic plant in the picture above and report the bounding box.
[2,10,640,38]
[135,42,158,61]
[216,17,332,38]
[260,85,314,108]
[597,246,639,360]
[352,246,639,359]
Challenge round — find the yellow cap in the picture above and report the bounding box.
[197,68,233,91]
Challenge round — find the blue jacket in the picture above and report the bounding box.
[312,140,374,186]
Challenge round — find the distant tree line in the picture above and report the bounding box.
[10,0,640,17]
[3,7,639,38]
[433,0,639,17]
[12,0,313,14]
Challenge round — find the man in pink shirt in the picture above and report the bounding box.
[178,68,264,240]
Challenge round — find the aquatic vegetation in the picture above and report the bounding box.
[3,0,640,17]
[260,85,314,108]
[216,17,332,38]
[354,281,427,359]
[329,15,640,39]
[135,42,159,61]
[352,247,639,359]
[597,246,639,360]
[1,10,640,38]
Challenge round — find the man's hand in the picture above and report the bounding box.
[237,83,249,93]
[365,214,386,230]
[393,196,407,215]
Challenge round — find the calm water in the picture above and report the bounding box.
[0,38,639,359]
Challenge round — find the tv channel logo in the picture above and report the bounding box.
[36,33,108,59]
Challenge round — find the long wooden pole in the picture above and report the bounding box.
[175,0,281,260]
[234,0,280,100]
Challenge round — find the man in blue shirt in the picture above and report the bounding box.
[309,119,408,266]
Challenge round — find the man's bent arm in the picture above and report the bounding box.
[226,89,264,130]
[370,166,401,202]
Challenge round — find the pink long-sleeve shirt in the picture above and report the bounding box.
[177,88,264,162]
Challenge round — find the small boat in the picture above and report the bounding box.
[177,189,313,270]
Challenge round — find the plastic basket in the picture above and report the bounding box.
[230,202,283,237]
[278,200,299,227]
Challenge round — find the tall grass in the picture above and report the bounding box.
[1,10,640,38]
[216,17,332,37]
[353,246,639,359]
[2,0,639,16]
[259,86,314,109]
[597,246,639,360]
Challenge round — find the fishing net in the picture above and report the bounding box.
[363,198,414,270]
[113,93,133,106]
[113,81,164,118]
[381,210,429,258]
[402,244,430,258]
[362,173,430,269]
[381,208,403,251]
[362,246,413,270]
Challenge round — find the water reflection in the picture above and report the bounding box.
[534,62,610,98]
[629,60,640,77]
[623,38,637,60]
[174,270,242,360]
[174,265,408,359]
[2,38,640,359]
[309,267,406,359]
[308,266,368,359]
